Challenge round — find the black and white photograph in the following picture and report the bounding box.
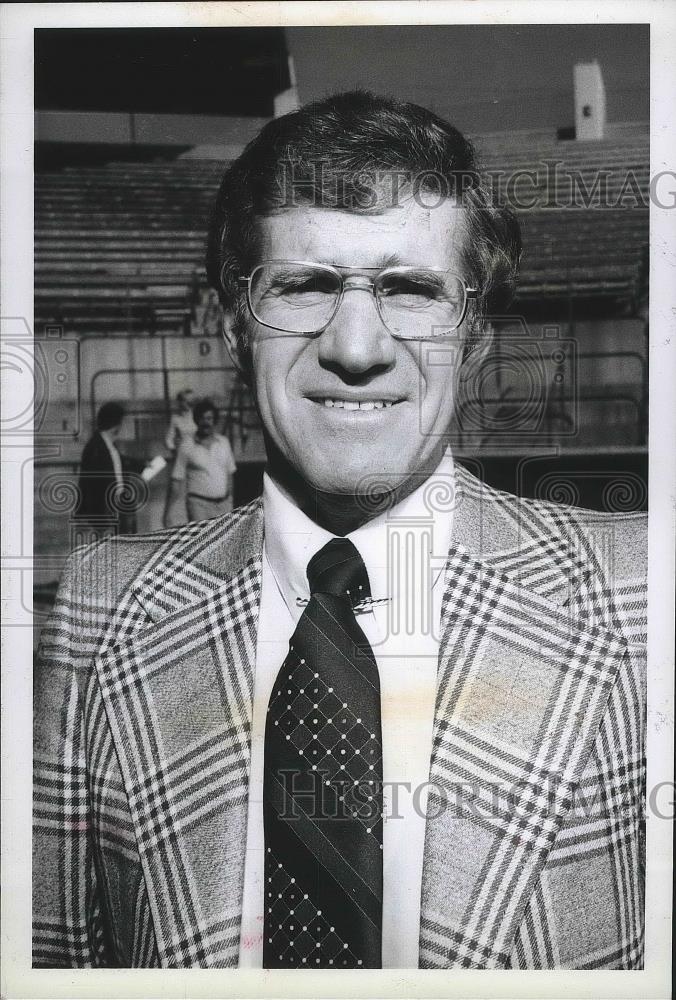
[1,2,674,997]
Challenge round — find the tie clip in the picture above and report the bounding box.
[295,596,390,613]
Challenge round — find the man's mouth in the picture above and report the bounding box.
[318,398,397,410]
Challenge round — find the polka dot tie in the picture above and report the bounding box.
[263,538,383,968]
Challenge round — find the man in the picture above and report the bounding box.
[163,397,237,524]
[164,387,195,456]
[74,401,145,536]
[34,92,646,970]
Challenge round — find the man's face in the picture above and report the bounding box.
[196,409,216,437]
[245,198,469,496]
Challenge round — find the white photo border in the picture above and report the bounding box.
[1,2,673,998]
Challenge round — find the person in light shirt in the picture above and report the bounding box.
[163,397,237,524]
[34,91,646,970]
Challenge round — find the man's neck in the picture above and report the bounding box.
[266,446,447,535]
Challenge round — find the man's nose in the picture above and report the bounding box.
[317,284,396,374]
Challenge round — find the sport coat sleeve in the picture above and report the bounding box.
[33,551,109,967]
[33,503,264,969]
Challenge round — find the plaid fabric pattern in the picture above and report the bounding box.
[33,469,646,968]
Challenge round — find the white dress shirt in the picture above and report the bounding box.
[100,429,123,487]
[171,434,236,499]
[238,451,455,968]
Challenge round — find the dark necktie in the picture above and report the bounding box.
[263,538,383,968]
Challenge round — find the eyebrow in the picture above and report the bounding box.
[327,252,406,269]
[265,257,449,276]
[376,252,406,269]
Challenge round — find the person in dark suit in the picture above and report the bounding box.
[75,401,145,536]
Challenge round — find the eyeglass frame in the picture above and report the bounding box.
[234,259,479,338]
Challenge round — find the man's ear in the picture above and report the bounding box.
[222,311,255,389]
[222,310,249,377]
[474,320,495,365]
[461,320,494,373]
[222,311,240,365]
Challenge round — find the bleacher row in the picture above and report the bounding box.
[477,131,649,302]
[35,159,219,334]
[34,132,649,336]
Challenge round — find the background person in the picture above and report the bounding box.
[163,397,237,524]
[74,401,146,536]
[164,387,196,456]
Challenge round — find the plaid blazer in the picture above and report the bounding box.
[33,464,647,969]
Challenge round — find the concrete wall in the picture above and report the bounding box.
[35,111,269,154]
[286,24,649,134]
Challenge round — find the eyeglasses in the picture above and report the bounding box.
[237,260,478,339]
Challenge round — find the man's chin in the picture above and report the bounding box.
[265,437,423,506]
[307,466,412,504]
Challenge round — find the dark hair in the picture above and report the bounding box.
[192,398,219,424]
[206,90,521,371]
[96,401,125,431]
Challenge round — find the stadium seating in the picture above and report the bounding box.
[35,158,225,335]
[474,131,649,304]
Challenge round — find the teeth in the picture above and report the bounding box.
[321,399,395,409]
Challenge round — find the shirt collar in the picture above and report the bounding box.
[100,429,118,452]
[263,449,455,620]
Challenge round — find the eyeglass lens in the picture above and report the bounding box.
[248,263,466,337]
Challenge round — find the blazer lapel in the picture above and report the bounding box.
[419,467,628,968]
[95,503,263,967]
